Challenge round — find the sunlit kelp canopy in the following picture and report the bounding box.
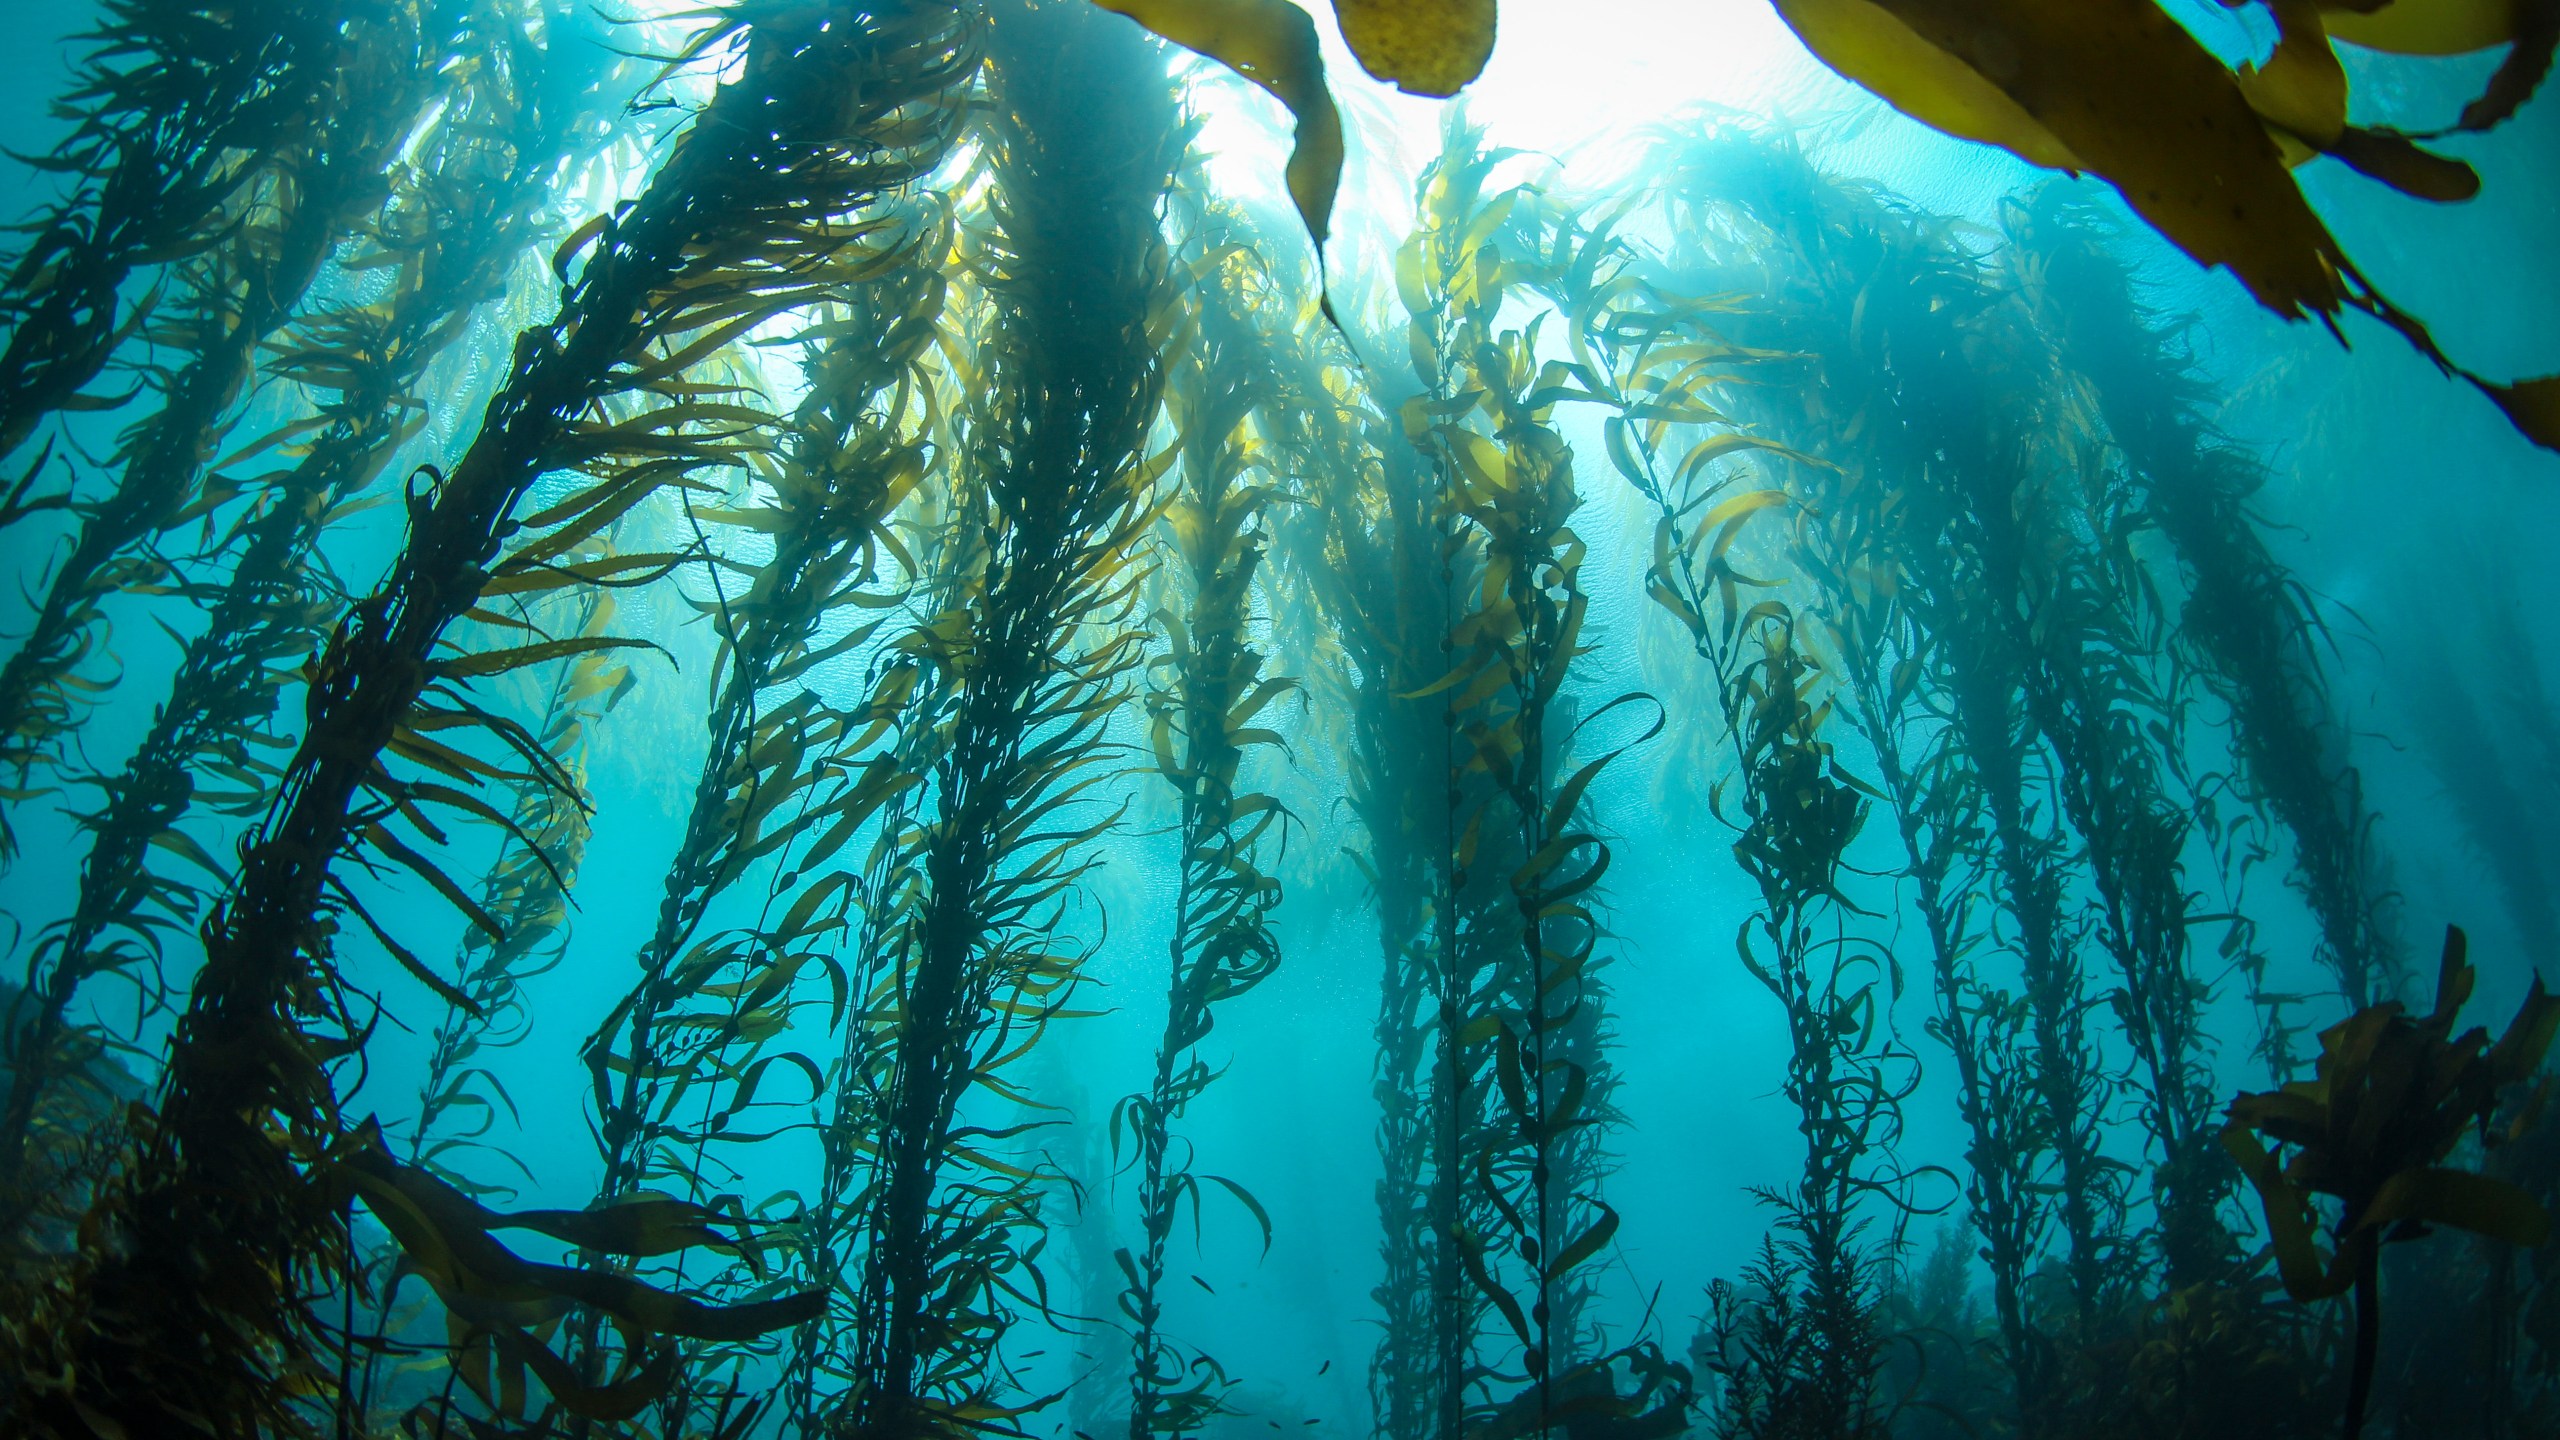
[0,2,2556,1439]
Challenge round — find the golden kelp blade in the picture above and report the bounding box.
[2325,0,2558,134]
[1334,0,1497,96]
[2239,2,2482,199]
[1774,0,2350,320]
[2324,0,2523,54]
[2239,0,2349,146]
[1090,0,1345,254]
[1771,0,2081,169]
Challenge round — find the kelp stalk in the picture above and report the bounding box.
[0,0,349,469]
[1121,200,1289,1439]
[3,5,972,1431]
[839,5,1181,1430]
[0,0,624,1250]
[0,0,464,852]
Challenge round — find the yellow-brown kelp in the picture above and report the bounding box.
[1520,171,2058,1430]
[1561,130,1932,1439]
[1397,116,1665,1438]
[2227,926,2560,1438]
[0,0,629,1263]
[0,4,971,1432]
[358,580,632,1428]
[0,0,351,473]
[1642,125,2129,1366]
[1262,273,1460,1438]
[572,203,960,1434]
[0,0,469,859]
[830,5,1181,1431]
[1121,193,1291,1439]
[2002,187,2402,1014]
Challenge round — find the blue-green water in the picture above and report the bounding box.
[0,3,2555,1437]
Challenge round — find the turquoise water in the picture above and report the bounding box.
[0,3,2555,1437]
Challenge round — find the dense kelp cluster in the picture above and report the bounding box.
[0,2,2554,1439]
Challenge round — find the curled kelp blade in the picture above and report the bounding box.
[1768,0,2560,453]
[2236,3,2483,196]
[338,1139,823,1346]
[1090,0,1344,257]
[2322,0,2560,129]
[1771,0,2350,318]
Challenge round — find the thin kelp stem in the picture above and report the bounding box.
[1929,196,2226,1293]
[1537,184,2055,1421]
[3,7,971,1431]
[790,454,977,1431]
[355,581,629,1425]
[840,5,1180,1431]
[1378,115,1512,1439]
[572,201,958,1436]
[0,0,350,472]
[2003,189,2401,1012]
[1572,134,1928,1438]
[1643,126,2129,1346]
[1393,118,1656,1437]
[1262,280,1453,1439]
[1122,198,1290,1440]
[407,593,626,1179]
[579,211,952,1223]
[0,0,466,856]
[0,0,625,1255]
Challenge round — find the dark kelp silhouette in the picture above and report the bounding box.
[1118,187,1290,1439]
[0,3,966,1430]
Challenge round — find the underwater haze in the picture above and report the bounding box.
[0,2,2557,1438]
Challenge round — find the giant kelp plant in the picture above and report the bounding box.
[0,2,2554,1439]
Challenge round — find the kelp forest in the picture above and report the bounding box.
[2,1,2559,1438]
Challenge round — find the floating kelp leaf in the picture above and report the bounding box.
[2323,0,2526,54]
[1091,0,1344,255]
[2455,1,2560,130]
[1770,0,2560,452]
[1773,0,2081,167]
[1776,0,2350,319]
[2237,2,2484,198]
[2240,0,2349,146]
[2224,925,2560,1303]
[340,1140,824,1343]
[2325,125,2481,198]
[1333,0,1497,96]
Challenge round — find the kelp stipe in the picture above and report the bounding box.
[1635,126,2137,1363]
[1391,117,1662,1438]
[353,577,633,1429]
[570,181,959,1440]
[827,5,1181,1431]
[1684,578,1902,1440]
[1522,174,2059,1430]
[0,4,972,1432]
[1384,117,1505,1439]
[0,0,468,860]
[0,0,349,474]
[1119,192,1291,1440]
[1966,283,2228,1296]
[2002,187,2403,1014]
[787,370,981,1432]
[0,0,631,1267]
[576,207,962,1434]
[1260,264,1455,1438]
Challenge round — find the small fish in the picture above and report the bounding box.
[1192,1274,1216,1294]
[1315,1360,1330,1376]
